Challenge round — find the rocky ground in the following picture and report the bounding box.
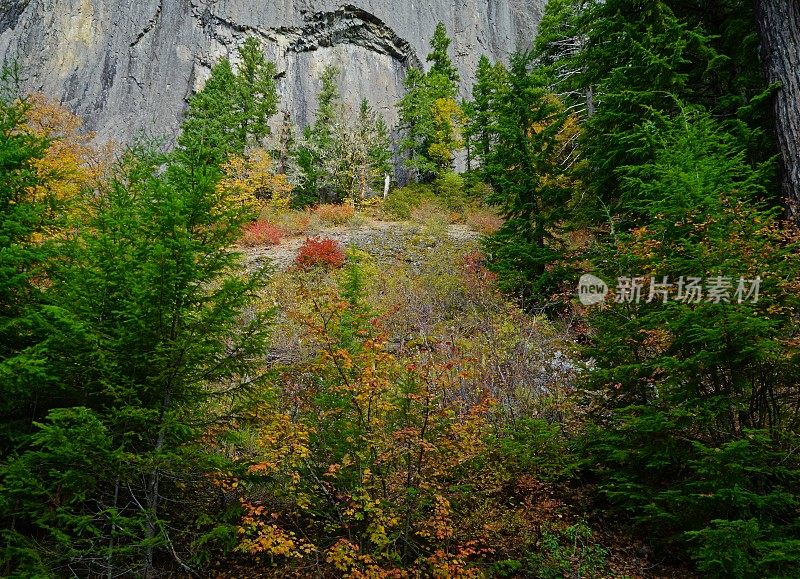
[241,218,480,272]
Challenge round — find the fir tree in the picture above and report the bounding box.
[582,108,800,574]
[0,81,60,454]
[427,22,459,89]
[1,96,274,577]
[235,37,280,148]
[355,99,392,202]
[398,67,436,179]
[398,23,463,181]
[180,38,278,167]
[482,52,578,305]
[465,55,505,169]
[273,110,301,184]
[297,65,341,202]
[299,69,392,204]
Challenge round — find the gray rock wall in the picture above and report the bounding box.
[0,0,545,144]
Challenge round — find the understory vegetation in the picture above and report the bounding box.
[2,2,800,577]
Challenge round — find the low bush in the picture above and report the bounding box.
[240,220,284,246]
[314,203,355,226]
[293,237,346,270]
[434,171,467,210]
[264,208,314,236]
[411,203,450,240]
[381,183,436,220]
[465,206,503,234]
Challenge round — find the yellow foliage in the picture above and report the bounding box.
[246,406,311,490]
[237,501,315,559]
[219,267,572,575]
[429,97,466,170]
[22,93,110,231]
[218,148,293,211]
[530,94,582,191]
[314,203,355,226]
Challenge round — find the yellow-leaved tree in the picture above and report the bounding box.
[218,148,293,211]
[24,93,109,200]
[428,97,467,173]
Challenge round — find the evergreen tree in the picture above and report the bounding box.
[179,60,241,167]
[482,52,579,304]
[582,108,800,574]
[465,55,505,169]
[523,2,800,573]
[533,0,590,112]
[426,22,459,88]
[398,23,463,181]
[579,1,717,221]
[754,0,800,214]
[398,67,435,179]
[272,110,301,184]
[0,80,60,454]
[354,99,392,203]
[1,101,273,577]
[180,38,278,167]
[546,0,777,225]
[299,69,392,204]
[235,37,280,149]
[308,64,341,161]
[297,65,341,202]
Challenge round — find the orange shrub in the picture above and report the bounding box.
[314,203,354,226]
[241,220,284,247]
[465,209,503,235]
[293,237,346,270]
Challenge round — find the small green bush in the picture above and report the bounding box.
[525,522,609,578]
[381,183,435,220]
[434,171,467,210]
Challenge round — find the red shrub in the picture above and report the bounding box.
[293,237,346,270]
[241,220,284,247]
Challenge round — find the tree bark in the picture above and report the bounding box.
[756,0,800,218]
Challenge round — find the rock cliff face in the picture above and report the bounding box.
[0,0,544,143]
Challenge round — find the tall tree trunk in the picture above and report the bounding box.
[144,387,171,577]
[756,0,800,217]
[107,478,120,579]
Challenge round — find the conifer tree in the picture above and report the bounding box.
[235,37,280,148]
[578,1,717,221]
[299,69,392,204]
[755,0,800,214]
[533,0,590,112]
[465,55,505,169]
[482,52,579,304]
[272,110,301,184]
[397,67,434,178]
[180,37,278,167]
[582,108,800,574]
[1,72,275,574]
[0,78,56,453]
[398,23,463,181]
[427,22,459,89]
[2,135,274,574]
[552,0,777,225]
[354,99,392,202]
[297,65,341,201]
